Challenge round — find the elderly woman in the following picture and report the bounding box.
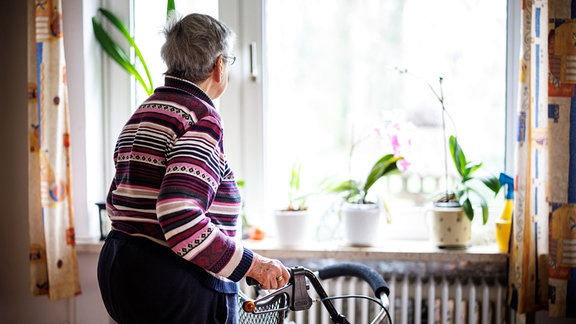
[97,13,289,324]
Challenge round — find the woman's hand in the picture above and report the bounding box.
[245,253,290,290]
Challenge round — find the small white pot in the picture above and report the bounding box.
[273,209,310,247]
[427,205,471,249]
[341,202,381,246]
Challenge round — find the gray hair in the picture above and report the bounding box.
[161,13,236,83]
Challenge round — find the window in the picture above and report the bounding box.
[264,0,508,212]
[79,0,219,239]
[101,0,219,197]
[133,0,219,106]
[90,0,519,241]
[227,0,517,241]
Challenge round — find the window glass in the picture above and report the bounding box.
[264,0,507,216]
[133,0,219,106]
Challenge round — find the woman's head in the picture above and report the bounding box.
[161,13,236,83]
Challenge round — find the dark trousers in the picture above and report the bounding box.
[97,230,238,324]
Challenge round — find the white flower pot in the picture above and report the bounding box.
[342,202,381,246]
[273,209,310,247]
[428,206,471,249]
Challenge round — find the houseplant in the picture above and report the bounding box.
[422,75,500,248]
[392,69,501,247]
[325,153,404,246]
[273,162,312,247]
[429,135,500,248]
[436,135,501,223]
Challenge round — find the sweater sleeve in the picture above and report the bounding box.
[156,116,253,282]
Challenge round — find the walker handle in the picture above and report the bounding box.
[317,262,390,297]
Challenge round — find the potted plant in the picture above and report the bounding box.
[392,69,501,248]
[429,135,500,248]
[273,162,312,247]
[325,153,404,246]
[422,76,500,248]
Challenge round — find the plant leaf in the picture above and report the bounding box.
[289,162,302,192]
[98,8,153,94]
[325,180,361,202]
[326,180,358,193]
[465,161,482,177]
[94,9,153,95]
[480,175,501,194]
[167,0,176,19]
[92,18,138,75]
[479,199,489,225]
[460,197,474,221]
[449,136,467,178]
[363,154,402,193]
[92,19,149,95]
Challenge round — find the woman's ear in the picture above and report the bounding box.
[213,56,224,83]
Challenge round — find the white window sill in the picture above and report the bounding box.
[244,238,507,279]
[77,236,506,280]
[243,238,506,263]
[78,237,505,262]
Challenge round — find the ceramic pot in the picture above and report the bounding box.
[341,202,381,246]
[428,205,471,249]
[273,209,310,247]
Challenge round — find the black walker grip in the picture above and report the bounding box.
[245,277,259,286]
[317,262,390,297]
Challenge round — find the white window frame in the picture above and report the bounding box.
[219,0,267,220]
[69,0,134,239]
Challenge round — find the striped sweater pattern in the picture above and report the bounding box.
[106,76,253,293]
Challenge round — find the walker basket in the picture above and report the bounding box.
[238,291,288,324]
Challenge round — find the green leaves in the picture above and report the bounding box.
[363,154,403,194]
[326,179,361,197]
[289,162,302,194]
[448,135,501,224]
[92,8,154,96]
[480,176,501,194]
[287,162,308,210]
[326,154,403,204]
[449,135,482,182]
[92,2,177,95]
[167,0,176,19]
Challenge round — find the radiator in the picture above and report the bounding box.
[241,263,508,324]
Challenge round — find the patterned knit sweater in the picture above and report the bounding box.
[106,75,253,294]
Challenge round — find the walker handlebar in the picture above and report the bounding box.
[317,262,390,297]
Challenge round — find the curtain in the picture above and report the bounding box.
[509,0,576,318]
[27,0,80,300]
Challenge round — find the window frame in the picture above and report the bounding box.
[74,0,520,239]
[221,0,521,224]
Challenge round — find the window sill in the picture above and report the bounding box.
[78,236,506,263]
[76,237,105,254]
[244,238,505,262]
[77,237,507,279]
[245,238,507,280]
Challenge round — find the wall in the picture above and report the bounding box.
[0,1,108,323]
[0,1,69,323]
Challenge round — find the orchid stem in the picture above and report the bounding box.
[439,77,450,198]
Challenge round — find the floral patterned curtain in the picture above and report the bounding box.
[27,0,80,300]
[509,0,576,318]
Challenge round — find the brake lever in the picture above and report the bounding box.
[289,266,314,311]
[242,266,313,314]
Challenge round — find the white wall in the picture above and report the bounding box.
[0,1,108,323]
